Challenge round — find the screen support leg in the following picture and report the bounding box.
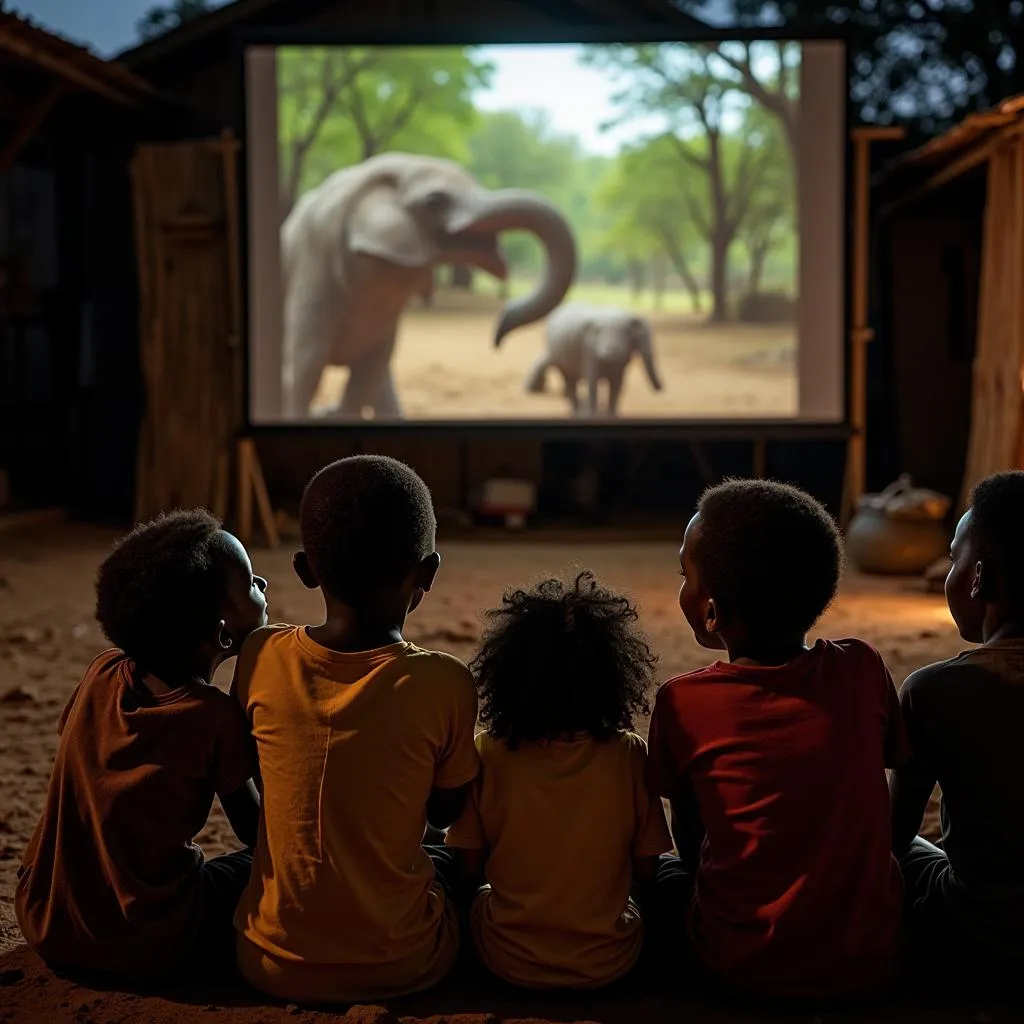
[841,126,905,527]
[236,437,281,549]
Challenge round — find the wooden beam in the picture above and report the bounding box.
[0,27,144,107]
[841,126,906,526]
[880,119,1024,218]
[0,78,61,170]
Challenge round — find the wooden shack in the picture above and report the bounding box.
[0,11,184,520]
[875,96,1024,508]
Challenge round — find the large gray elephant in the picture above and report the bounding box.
[518,303,663,417]
[280,153,577,419]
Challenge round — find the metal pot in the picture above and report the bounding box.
[846,507,949,576]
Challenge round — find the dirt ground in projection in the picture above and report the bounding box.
[0,526,977,1024]
[307,291,797,420]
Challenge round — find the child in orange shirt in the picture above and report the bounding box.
[445,571,672,989]
[233,456,479,1004]
[16,510,268,980]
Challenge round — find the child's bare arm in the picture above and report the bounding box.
[889,757,935,856]
[669,781,704,872]
[427,783,470,830]
[456,846,488,890]
[221,779,261,849]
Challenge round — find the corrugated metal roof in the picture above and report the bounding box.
[0,10,156,107]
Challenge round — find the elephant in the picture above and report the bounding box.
[280,153,577,420]
[516,303,663,417]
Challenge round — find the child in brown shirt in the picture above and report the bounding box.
[16,510,268,980]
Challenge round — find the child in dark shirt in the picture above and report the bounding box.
[647,479,907,1005]
[890,470,1024,979]
[16,510,268,980]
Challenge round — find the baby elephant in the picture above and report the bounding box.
[525,303,663,417]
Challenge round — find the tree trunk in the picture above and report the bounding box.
[450,264,473,290]
[651,253,667,311]
[748,243,769,296]
[628,259,646,302]
[709,235,730,323]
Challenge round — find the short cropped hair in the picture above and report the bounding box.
[694,479,843,637]
[471,571,657,749]
[95,509,227,676]
[300,455,436,602]
[969,470,1024,608]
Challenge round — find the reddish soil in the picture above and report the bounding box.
[0,523,1010,1023]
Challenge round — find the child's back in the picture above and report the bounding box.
[891,472,1024,971]
[234,457,478,1004]
[649,480,905,1003]
[651,638,903,997]
[16,512,268,978]
[447,574,670,989]
[235,628,477,998]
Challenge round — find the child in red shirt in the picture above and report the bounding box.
[16,510,268,980]
[647,479,907,1005]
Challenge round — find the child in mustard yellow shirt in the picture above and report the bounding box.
[446,572,672,990]
[232,456,479,1004]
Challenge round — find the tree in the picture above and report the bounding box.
[585,44,776,321]
[136,0,211,42]
[700,40,800,181]
[465,109,583,287]
[277,47,493,213]
[733,104,794,295]
[676,0,1024,141]
[596,137,707,312]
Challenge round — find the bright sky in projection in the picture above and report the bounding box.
[473,43,794,156]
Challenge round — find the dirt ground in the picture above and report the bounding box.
[0,523,1006,1024]
[311,291,796,420]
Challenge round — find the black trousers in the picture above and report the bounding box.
[899,835,1020,986]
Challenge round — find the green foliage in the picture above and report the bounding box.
[278,47,493,209]
[136,0,211,42]
[275,42,798,318]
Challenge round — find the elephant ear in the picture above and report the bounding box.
[346,185,435,268]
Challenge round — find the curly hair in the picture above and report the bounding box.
[970,470,1024,608]
[300,456,436,602]
[694,479,844,637]
[95,509,229,678]
[470,571,657,749]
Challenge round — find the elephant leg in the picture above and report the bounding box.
[281,276,335,419]
[582,352,600,418]
[283,346,326,420]
[606,366,625,417]
[525,354,552,394]
[560,372,581,416]
[338,336,402,420]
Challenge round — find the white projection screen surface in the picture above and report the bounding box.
[245,39,846,426]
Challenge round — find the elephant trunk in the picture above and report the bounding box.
[637,333,663,392]
[453,190,577,347]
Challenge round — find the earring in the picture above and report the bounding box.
[219,633,233,650]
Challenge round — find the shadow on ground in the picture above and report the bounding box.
[0,944,1017,1024]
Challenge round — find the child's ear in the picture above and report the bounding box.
[417,551,441,594]
[704,597,720,635]
[970,560,985,601]
[216,619,234,652]
[292,550,319,590]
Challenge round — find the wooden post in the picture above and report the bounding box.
[841,126,906,526]
[236,438,280,549]
[0,81,63,171]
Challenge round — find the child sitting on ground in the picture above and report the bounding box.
[232,456,479,1005]
[16,510,268,980]
[445,571,672,990]
[647,479,907,1005]
[890,470,1024,979]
